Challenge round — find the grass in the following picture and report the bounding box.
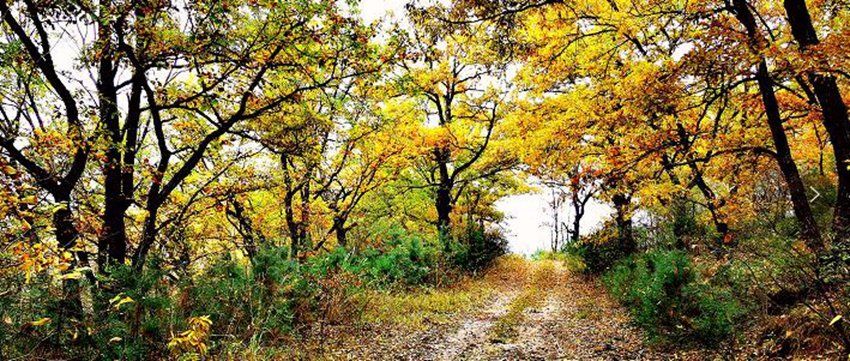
[359,255,530,329]
[360,282,495,328]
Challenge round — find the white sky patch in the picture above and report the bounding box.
[497,186,612,255]
[358,0,408,23]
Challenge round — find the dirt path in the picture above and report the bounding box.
[328,259,715,360]
[406,290,519,360]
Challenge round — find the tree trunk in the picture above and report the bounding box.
[52,194,86,335]
[755,61,823,245]
[570,215,580,243]
[689,163,730,242]
[134,206,159,270]
[570,190,584,243]
[612,193,635,254]
[227,196,262,259]
[552,189,561,251]
[732,0,823,248]
[435,147,454,244]
[284,189,300,259]
[436,186,453,241]
[333,217,348,248]
[783,0,850,240]
[97,15,128,269]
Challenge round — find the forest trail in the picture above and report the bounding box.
[333,259,713,360]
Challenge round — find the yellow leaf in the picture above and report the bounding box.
[109,294,123,304]
[60,271,83,280]
[29,317,51,327]
[113,296,135,310]
[830,315,843,326]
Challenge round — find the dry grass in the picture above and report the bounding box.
[489,260,556,342]
[360,281,496,329]
[358,255,537,329]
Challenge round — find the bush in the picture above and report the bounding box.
[603,249,744,345]
[0,228,505,359]
[93,261,175,359]
[569,238,625,275]
[357,235,439,286]
[314,230,442,288]
[449,227,509,273]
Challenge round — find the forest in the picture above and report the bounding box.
[0,0,849,359]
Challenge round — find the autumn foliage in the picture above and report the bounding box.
[1,0,849,359]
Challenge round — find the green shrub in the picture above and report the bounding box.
[0,270,60,359]
[450,227,508,272]
[93,261,174,360]
[0,228,503,359]
[603,249,744,344]
[315,230,441,287]
[569,238,624,274]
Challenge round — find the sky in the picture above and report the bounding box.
[356,1,612,254]
[496,188,612,255]
[359,1,408,23]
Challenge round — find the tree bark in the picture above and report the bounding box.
[570,188,591,244]
[285,185,300,259]
[333,217,348,248]
[281,154,307,260]
[756,61,823,245]
[731,0,823,248]
[673,121,731,242]
[226,196,263,259]
[97,22,128,268]
[435,147,454,244]
[52,194,86,331]
[612,193,635,254]
[783,0,850,240]
[688,163,730,241]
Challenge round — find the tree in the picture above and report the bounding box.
[728,0,822,247]
[396,5,518,241]
[0,0,377,272]
[781,0,850,240]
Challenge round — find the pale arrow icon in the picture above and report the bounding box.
[810,186,821,203]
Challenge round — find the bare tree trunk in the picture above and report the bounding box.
[97,25,129,269]
[570,190,583,243]
[612,193,635,254]
[226,196,264,259]
[783,0,850,240]
[435,148,453,245]
[755,60,822,245]
[284,187,300,259]
[333,217,349,248]
[731,0,823,248]
[52,194,86,338]
[689,163,730,242]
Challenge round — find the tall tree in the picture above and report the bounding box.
[729,0,822,247]
[781,0,850,239]
[398,6,517,241]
